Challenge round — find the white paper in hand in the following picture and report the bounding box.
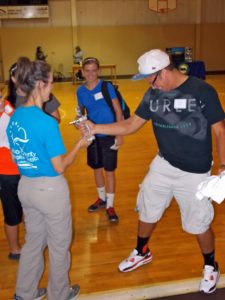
[110,139,120,150]
[196,172,225,204]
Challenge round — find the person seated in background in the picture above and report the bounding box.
[0,88,22,261]
[73,46,83,80]
[9,63,61,122]
[35,46,48,61]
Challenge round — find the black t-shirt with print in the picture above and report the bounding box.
[135,76,225,173]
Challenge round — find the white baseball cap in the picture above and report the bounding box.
[132,49,170,80]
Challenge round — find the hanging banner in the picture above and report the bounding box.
[0,1,48,5]
[0,5,49,19]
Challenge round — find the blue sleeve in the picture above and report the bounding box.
[44,119,66,158]
[76,86,84,107]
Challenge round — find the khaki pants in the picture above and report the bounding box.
[16,175,72,300]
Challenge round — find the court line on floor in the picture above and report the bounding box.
[79,274,225,300]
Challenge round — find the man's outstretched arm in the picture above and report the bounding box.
[85,114,147,137]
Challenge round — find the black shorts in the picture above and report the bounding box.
[0,174,23,226]
[87,136,118,171]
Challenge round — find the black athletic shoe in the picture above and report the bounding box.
[106,207,119,222]
[88,198,106,212]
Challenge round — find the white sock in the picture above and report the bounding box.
[106,193,115,208]
[97,186,106,202]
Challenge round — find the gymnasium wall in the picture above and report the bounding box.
[0,0,225,80]
[0,0,73,81]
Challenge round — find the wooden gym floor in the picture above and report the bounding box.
[1,76,225,299]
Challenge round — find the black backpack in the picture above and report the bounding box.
[101,81,130,120]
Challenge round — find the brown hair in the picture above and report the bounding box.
[15,57,51,98]
[82,57,100,69]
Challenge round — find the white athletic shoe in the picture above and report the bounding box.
[13,288,47,300]
[118,249,152,272]
[199,263,220,294]
[34,288,47,300]
[66,284,80,300]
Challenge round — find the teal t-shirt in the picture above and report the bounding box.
[7,106,66,177]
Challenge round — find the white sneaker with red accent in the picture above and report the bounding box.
[118,249,152,272]
[199,263,220,294]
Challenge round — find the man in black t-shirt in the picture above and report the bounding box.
[81,49,225,294]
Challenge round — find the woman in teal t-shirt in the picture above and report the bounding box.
[7,57,90,300]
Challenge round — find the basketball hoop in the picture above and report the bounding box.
[159,8,167,14]
[149,0,177,14]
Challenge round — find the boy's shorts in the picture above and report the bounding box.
[87,136,118,171]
